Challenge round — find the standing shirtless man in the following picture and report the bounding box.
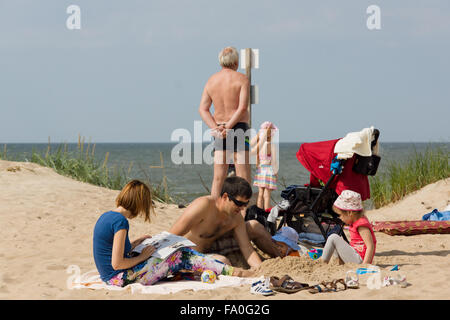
[199,46,251,199]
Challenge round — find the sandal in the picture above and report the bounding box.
[308,278,348,294]
[332,278,347,292]
[345,270,359,289]
[269,275,310,294]
[308,281,336,294]
[250,277,275,296]
[393,274,407,288]
[383,274,407,288]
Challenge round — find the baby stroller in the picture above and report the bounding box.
[277,128,381,246]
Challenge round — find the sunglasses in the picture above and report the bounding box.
[228,194,249,208]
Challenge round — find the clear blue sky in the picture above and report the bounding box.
[0,0,449,143]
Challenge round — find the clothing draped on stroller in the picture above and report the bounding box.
[277,128,381,246]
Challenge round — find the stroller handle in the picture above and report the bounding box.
[310,169,340,213]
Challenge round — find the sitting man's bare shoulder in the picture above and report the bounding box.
[186,195,216,214]
[170,196,217,236]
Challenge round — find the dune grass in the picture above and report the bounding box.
[4,140,447,208]
[0,138,176,204]
[369,146,449,208]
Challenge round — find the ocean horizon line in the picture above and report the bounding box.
[1,141,449,144]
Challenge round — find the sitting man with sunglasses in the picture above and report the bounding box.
[169,176,280,268]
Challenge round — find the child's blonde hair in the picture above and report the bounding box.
[256,123,278,158]
[256,127,271,157]
[115,180,154,222]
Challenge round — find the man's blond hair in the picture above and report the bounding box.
[218,46,239,69]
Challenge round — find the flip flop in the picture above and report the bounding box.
[269,275,310,294]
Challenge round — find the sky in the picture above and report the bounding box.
[0,0,449,143]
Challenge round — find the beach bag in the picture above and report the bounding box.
[280,185,303,201]
[245,205,276,236]
[352,154,381,176]
[283,185,337,214]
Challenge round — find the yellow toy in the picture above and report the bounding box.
[201,270,217,284]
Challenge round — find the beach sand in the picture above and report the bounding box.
[0,159,449,300]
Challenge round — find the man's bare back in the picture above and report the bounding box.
[203,69,250,126]
[199,59,250,132]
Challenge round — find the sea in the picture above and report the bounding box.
[2,142,449,205]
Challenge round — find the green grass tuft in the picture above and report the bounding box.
[0,140,177,204]
[370,146,449,208]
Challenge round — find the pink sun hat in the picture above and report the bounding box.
[259,121,278,136]
[260,121,278,130]
[333,190,363,211]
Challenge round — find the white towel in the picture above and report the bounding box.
[267,206,279,223]
[267,200,290,223]
[69,269,259,295]
[334,127,376,159]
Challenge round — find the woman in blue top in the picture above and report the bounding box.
[93,180,254,287]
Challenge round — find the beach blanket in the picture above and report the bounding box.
[70,269,259,295]
[372,220,450,236]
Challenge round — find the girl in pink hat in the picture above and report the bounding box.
[321,190,377,265]
[250,121,279,210]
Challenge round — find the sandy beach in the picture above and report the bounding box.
[0,159,449,300]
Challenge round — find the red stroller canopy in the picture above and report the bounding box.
[296,139,370,201]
